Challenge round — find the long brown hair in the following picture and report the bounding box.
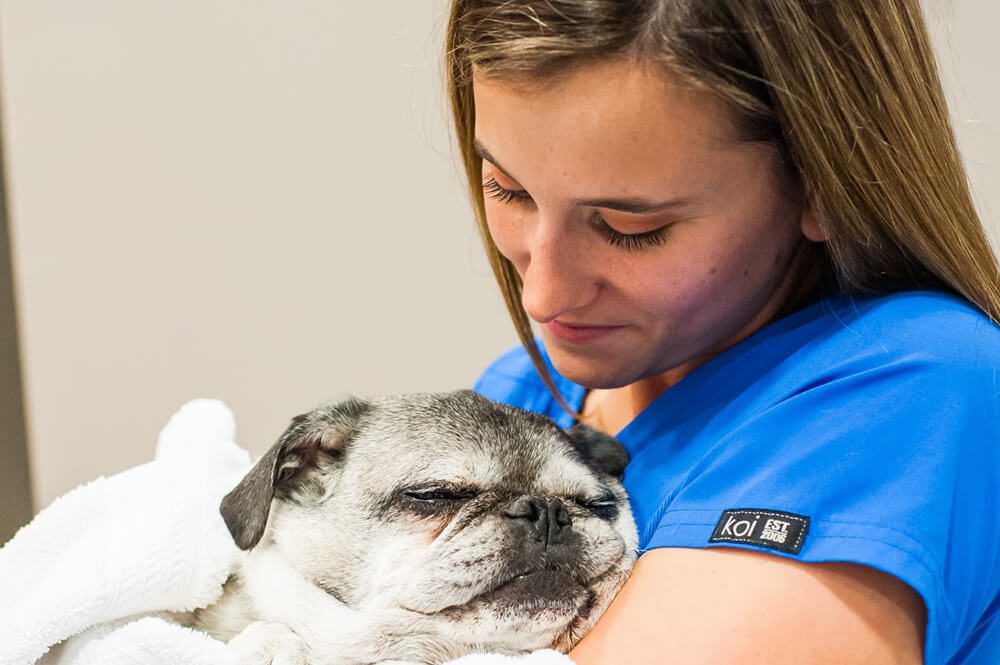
[446,0,1000,398]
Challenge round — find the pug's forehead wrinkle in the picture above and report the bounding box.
[349,397,574,485]
[346,434,505,497]
[402,451,506,489]
[533,456,607,498]
[370,390,562,445]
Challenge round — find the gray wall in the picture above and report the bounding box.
[926,0,1000,245]
[0,0,516,512]
[0,97,32,543]
[0,1,997,521]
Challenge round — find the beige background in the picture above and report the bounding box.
[0,1,997,530]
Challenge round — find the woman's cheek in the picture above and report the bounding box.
[484,202,525,265]
[646,241,740,316]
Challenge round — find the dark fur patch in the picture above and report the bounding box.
[219,397,371,550]
[564,424,629,479]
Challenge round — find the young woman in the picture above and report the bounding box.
[447,1,1000,663]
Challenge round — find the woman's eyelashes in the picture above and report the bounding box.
[482,173,671,252]
[483,174,532,205]
[592,214,670,251]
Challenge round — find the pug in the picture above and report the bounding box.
[180,390,637,664]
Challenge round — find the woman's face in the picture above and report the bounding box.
[474,60,821,390]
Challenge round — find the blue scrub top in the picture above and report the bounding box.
[473,290,1000,665]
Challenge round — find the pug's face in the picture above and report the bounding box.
[221,390,637,654]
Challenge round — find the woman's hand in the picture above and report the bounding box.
[570,547,925,664]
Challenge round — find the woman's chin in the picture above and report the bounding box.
[544,349,641,391]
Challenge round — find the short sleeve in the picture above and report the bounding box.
[644,354,1000,664]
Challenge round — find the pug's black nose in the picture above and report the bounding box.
[504,496,572,546]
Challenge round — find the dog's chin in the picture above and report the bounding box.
[423,569,594,651]
[478,570,591,614]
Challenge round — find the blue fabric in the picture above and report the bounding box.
[473,290,1000,665]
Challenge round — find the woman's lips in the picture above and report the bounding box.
[544,320,626,345]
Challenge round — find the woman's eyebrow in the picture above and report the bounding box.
[572,194,697,214]
[474,139,697,214]
[473,140,513,177]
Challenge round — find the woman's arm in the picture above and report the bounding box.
[570,547,926,664]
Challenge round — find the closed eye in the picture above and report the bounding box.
[397,486,479,519]
[483,174,671,252]
[593,216,670,251]
[574,492,620,520]
[482,174,532,206]
[404,488,478,502]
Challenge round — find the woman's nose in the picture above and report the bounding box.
[518,215,598,324]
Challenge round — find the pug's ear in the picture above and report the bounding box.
[565,424,629,480]
[220,397,371,550]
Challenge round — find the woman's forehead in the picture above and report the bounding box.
[472,61,757,198]
[472,60,740,147]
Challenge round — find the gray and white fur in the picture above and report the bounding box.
[182,390,637,664]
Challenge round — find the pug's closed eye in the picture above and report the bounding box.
[399,485,479,516]
[573,491,620,520]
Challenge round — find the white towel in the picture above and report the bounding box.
[0,399,251,665]
[0,400,575,665]
[35,617,235,665]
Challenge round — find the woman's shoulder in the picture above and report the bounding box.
[632,291,1000,662]
[823,290,999,396]
[753,289,1000,391]
[625,289,1000,568]
[823,289,999,353]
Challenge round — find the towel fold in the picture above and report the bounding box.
[0,399,251,665]
[36,617,235,665]
[0,400,575,665]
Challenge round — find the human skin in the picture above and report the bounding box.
[473,59,925,663]
[475,60,825,432]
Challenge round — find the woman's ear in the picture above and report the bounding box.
[800,204,827,242]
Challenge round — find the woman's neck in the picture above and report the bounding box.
[580,375,675,435]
